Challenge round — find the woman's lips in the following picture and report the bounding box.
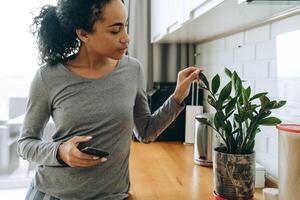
[119,48,127,53]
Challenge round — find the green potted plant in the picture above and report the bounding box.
[197,68,286,199]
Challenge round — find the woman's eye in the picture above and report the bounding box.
[112,31,120,34]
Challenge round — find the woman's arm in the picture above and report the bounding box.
[133,63,201,143]
[17,68,64,166]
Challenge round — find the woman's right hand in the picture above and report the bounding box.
[57,136,107,168]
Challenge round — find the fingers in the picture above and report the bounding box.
[71,135,93,145]
[186,68,202,83]
[65,135,109,167]
[70,157,107,168]
[69,148,108,167]
[73,147,99,160]
[180,66,204,75]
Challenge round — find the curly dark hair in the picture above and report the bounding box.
[31,0,124,66]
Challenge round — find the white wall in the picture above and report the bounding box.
[195,14,300,178]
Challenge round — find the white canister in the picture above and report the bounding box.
[263,188,278,200]
[276,124,300,200]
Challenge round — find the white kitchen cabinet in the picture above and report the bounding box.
[183,0,207,21]
[151,0,166,42]
[151,0,225,42]
[165,0,184,33]
[151,0,300,43]
[151,0,184,42]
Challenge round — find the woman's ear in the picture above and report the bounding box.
[76,29,89,43]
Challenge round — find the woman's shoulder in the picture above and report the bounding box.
[35,63,63,83]
[121,55,143,70]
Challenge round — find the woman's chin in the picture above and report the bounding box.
[112,53,125,60]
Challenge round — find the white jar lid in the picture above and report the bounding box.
[276,124,300,134]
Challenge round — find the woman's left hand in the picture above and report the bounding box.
[172,66,203,104]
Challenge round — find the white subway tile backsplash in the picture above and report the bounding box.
[285,79,300,102]
[195,52,210,66]
[234,46,255,62]
[255,79,285,100]
[256,40,276,60]
[245,25,270,45]
[207,38,226,51]
[196,43,206,54]
[255,134,268,153]
[263,126,279,141]
[256,153,278,177]
[216,50,234,67]
[198,38,226,54]
[244,60,269,78]
[225,33,244,49]
[200,52,217,66]
[271,14,300,38]
[206,64,225,80]
[268,138,278,157]
[269,59,278,78]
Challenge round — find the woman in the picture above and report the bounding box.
[17,0,201,199]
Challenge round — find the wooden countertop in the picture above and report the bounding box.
[129,141,263,200]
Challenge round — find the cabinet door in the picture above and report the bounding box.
[151,0,168,42]
[183,0,207,21]
[165,0,184,33]
[151,0,184,42]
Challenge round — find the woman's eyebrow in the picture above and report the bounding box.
[108,22,124,27]
[108,19,129,27]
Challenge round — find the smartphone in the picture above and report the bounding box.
[80,146,109,158]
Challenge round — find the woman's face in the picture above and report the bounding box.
[83,0,130,60]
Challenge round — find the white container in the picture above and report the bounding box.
[255,162,265,188]
[263,188,279,200]
[185,105,203,144]
[194,113,212,166]
[276,124,300,200]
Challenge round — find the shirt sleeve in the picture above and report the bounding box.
[133,63,185,143]
[17,68,65,167]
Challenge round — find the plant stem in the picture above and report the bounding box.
[241,111,262,151]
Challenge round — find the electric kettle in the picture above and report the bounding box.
[194,113,213,167]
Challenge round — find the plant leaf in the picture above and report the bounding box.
[207,95,217,107]
[272,100,287,109]
[212,74,220,95]
[234,74,242,96]
[225,120,232,136]
[260,95,270,108]
[250,92,268,101]
[241,87,248,105]
[225,97,237,114]
[214,112,225,130]
[244,140,255,154]
[245,86,251,100]
[218,81,232,101]
[198,73,209,90]
[225,110,234,120]
[259,117,281,126]
[224,68,233,78]
[234,113,242,123]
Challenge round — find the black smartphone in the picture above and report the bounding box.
[80,146,109,158]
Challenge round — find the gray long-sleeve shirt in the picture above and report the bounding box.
[17,55,184,200]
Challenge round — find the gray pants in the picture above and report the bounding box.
[25,182,129,200]
[25,183,59,200]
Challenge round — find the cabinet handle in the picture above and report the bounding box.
[190,0,224,20]
[167,21,179,33]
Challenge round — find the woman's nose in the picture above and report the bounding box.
[120,32,130,44]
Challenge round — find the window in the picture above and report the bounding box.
[276,29,300,78]
[0,1,56,199]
